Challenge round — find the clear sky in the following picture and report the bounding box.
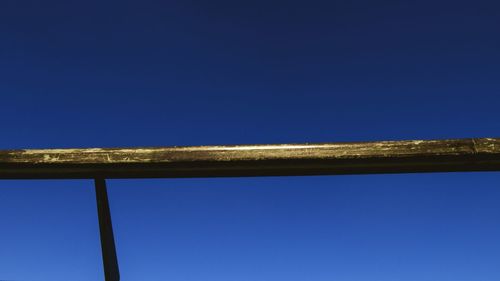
[0,0,499,280]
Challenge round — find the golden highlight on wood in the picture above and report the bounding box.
[0,138,499,179]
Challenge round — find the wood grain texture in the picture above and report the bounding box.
[0,138,499,179]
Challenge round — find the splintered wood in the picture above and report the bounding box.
[0,138,499,179]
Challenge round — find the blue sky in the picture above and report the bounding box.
[0,0,499,280]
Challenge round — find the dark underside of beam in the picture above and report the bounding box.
[0,138,499,179]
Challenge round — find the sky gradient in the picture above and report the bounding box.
[1,0,499,280]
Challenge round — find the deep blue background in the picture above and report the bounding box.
[1,1,499,280]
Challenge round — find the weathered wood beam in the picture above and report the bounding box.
[0,138,499,179]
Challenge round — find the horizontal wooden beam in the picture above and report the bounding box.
[0,138,499,179]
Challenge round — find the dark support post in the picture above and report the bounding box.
[95,178,120,281]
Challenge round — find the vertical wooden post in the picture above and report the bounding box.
[95,178,120,281]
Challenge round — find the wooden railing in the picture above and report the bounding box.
[2,138,499,281]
